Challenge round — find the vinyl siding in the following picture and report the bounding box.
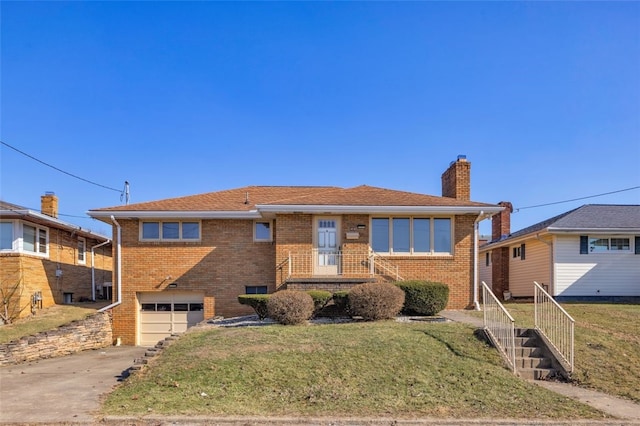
[478,250,492,286]
[554,234,640,296]
[509,238,552,297]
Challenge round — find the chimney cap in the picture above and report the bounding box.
[44,191,56,196]
[456,154,467,161]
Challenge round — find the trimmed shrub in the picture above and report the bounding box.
[306,290,333,317]
[237,294,270,320]
[332,291,350,316]
[267,290,314,325]
[348,283,405,321]
[395,280,449,316]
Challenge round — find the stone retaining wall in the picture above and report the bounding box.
[0,311,113,366]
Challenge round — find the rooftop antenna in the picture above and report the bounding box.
[120,181,130,205]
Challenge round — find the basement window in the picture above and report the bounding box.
[246,286,268,294]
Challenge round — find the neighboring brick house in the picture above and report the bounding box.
[479,203,640,301]
[88,157,502,346]
[0,193,112,323]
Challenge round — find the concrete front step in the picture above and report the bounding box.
[513,327,558,380]
[518,367,557,380]
[516,356,552,369]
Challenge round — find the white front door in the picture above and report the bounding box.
[315,218,339,275]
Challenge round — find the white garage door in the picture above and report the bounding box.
[138,292,204,346]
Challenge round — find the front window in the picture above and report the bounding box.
[371,217,452,254]
[141,221,201,241]
[371,218,390,252]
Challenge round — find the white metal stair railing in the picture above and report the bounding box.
[534,281,575,373]
[482,281,517,374]
[368,252,403,281]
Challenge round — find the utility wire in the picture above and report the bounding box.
[516,186,640,211]
[1,140,122,193]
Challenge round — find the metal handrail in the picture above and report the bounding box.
[482,281,517,374]
[534,281,575,372]
[369,252,403,281]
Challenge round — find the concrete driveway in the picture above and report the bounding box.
[0,346,146,424]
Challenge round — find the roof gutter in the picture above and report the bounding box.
[99,216,122,313]
[91,239,111,301]
[473,210,498,310]
[1,209,109,241]
[547,227,640,234]
[256,205,504,215]
[88,210,262,220]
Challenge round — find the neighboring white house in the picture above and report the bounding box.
[479,204,640,301]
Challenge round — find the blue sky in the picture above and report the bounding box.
[1,1,639,237]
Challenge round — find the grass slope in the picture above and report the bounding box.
[102,321,604,419]
[469,302,640,403]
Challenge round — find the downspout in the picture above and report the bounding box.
[91,239,111,301]
[473,211,485,310]
[99,215,122,312]
[536,233,554,296]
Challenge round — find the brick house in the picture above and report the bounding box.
[88,157,502,346]
[479,203,640,301]
[0,193,112,322]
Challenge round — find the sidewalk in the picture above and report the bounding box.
[440,310,640,422]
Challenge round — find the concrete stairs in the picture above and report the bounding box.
[514,328,557,380]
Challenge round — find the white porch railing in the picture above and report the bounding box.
[482,281,517,374]
[288,250,372,277]
[534,281,575,373]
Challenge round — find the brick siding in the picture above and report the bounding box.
[0,228,112,321]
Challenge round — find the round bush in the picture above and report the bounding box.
[306,290,332,317]
[267,290,314,325]
[348,283,405,321]
[395,280,449,316]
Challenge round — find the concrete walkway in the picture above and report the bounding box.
[0,345,146,424]
[440,310,640,422]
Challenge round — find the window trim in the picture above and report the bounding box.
[512,244,525,260]
[253,220,273,242]
[581,234,633,254]
[370,216,453,255]
[139,220,201,242]
[21,222,49,256]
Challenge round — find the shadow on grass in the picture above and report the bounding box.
[417,327,499,366]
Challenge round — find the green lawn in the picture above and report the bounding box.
[102,321,606,419]
[468,302,640,403]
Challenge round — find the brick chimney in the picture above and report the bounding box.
[441,155,470,201]
[491,201,513,242]
[490,201,513,299]
[41,192,59,218]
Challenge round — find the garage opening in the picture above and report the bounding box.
[138,292,204,346]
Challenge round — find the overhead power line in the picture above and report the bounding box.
[516,186,640,211]
[1,140,122,193]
